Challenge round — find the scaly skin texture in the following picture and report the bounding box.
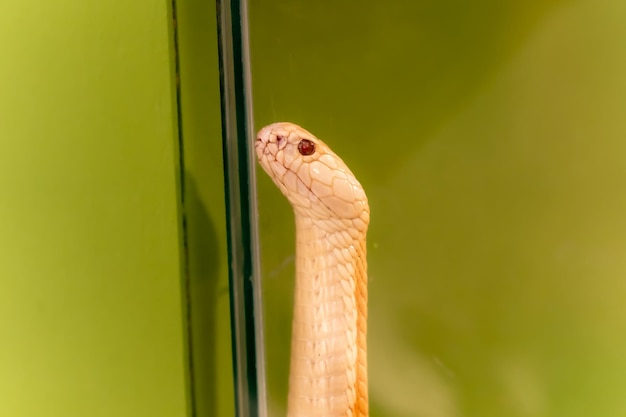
[256,122,370,417]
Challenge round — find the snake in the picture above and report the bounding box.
[256,122,370,417]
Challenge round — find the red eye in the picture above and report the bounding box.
[297,139,315,155]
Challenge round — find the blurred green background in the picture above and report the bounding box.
[0,1,189,416]
[250,0,626,416]
[0,1,232,416]
[2,0,626,416]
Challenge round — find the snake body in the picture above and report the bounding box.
[256,122,370,417]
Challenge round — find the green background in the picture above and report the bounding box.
[2,0,626,416]
[250,0,626,416]
[0,1,188,416]
[0,1,232,417]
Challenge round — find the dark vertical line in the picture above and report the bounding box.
[170,1,198,416]
[215,0,263,416]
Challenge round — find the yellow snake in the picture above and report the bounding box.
[256,122,370,417]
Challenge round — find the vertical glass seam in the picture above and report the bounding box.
[169,0,198,416]
[216,0,267,416]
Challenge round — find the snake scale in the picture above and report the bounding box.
[256,122,370,417]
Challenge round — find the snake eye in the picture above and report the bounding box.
[297,139,316,156]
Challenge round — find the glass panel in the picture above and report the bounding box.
[0,2,188,416]
[216,0,267,416]
[249,1,626,416]
[174,0,236,416]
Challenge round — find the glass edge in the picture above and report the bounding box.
[216,0,267,416]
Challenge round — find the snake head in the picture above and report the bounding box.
[256,122,369,231]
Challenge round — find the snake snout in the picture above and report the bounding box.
[254,134,269,161]
[256,124,276,144]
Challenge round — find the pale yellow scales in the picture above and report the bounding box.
[256,122,370,417]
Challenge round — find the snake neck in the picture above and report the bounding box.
[287,214,368,417]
